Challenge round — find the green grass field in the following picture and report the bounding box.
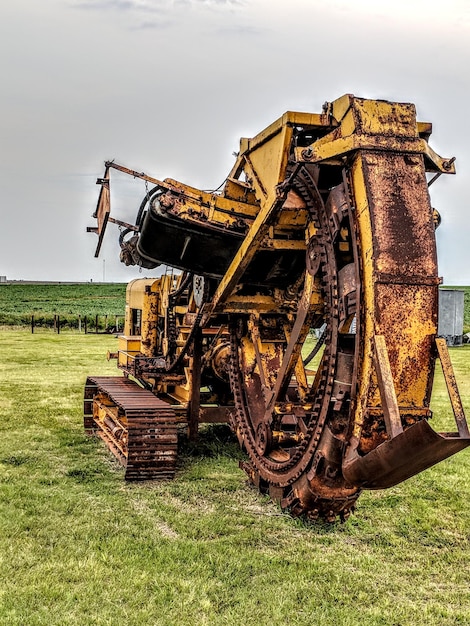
[1,329,470,625]
[0,283,126,327]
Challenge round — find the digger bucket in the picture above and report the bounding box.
[343,337,470,489]
[343,420,470,489]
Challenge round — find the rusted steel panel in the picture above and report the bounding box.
[360,150,438,411]
[373,335,403,439]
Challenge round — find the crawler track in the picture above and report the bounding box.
[84,376,178,480]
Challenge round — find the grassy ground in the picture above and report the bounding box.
[1,330,470,625]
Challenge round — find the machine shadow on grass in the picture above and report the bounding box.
[177,424,243,462]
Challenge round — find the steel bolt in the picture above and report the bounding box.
[442,156,456,171]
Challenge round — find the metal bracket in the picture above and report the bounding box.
[435,337,470,437]
[373,335,403,439]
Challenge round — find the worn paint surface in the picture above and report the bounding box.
[86,94,470,520]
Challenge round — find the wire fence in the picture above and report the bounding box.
[29,314,124,334]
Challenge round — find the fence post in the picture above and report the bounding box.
[84,316,87,334]
[95,314,99,334]
[78,314,82,333]
[57,315,60,334]
[31,315,34,334]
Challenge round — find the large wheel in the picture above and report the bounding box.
[229,168,361,522]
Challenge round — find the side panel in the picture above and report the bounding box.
[352,150,438,438]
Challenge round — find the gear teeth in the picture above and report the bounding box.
[306,508,320,522]
[227,170,362,521]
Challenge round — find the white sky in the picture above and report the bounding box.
[1,0,469,283]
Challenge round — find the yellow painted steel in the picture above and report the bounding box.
[349,155,375,438]
[123,278,159,335]
[333,100,439,441]
[295,96,456,174]
[116,96,451,444]
[117,336,142,369]
[87,93,470,520]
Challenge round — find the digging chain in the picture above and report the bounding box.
[228,166,341,487]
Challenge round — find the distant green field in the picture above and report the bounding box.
[0,283,126,328]
[1,283,468,332]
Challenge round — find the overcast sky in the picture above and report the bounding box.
[1,0,469,284]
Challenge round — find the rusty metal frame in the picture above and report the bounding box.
[86,94,470,521]
[436,337,470,437]
[373,335,403,439]
[88,165,111,257]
